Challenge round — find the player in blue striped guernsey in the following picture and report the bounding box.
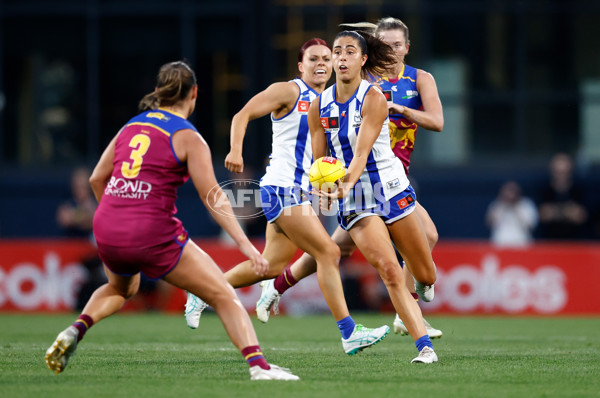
[185,38,391,355]
[258,20,443,341]
[311,30,438,363]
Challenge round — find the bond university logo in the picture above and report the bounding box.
[320,116,339,130]
[297,100,310,113]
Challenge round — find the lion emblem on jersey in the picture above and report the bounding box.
[389,120,416,150]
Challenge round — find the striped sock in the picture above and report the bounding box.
[336,316,356,339]
[415,335,433,352]
[73,314,94,342]
[273,267,298,294]
[241,345,270,370]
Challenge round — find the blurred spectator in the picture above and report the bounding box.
[56,166,96,238]
[56,167,105,310]
[537,153,588,239]
[486,181,538,247]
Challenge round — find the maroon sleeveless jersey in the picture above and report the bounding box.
[93,109,195,248]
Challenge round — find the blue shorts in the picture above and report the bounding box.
[260,185,311,223]
[337,185,417,230]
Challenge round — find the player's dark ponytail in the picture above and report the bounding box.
[335,30,397,80]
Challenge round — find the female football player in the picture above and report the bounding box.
[309,30,438,363]
[44,60,298,380]
[184,39,390,355]
[259,18,443,339]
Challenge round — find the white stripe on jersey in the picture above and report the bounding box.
[260,78,317,191]
[318,80,409,212]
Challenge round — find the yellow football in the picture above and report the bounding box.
[308,156,346,191]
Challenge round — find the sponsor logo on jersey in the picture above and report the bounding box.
[352,112,362,128]
[297,100,309,113]
[382,90,393,102]
[320,116,339,130]
[146,112,170,121]
[177,232,188,242]
[396,193,415,209]
[386,178,400,189]
[104,176,152,200]
[402,90,419,99]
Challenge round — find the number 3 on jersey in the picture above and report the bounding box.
[122,134,151,179]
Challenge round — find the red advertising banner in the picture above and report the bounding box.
[0,239,96,311]
[418,242,600,315]
[1,239,599,314]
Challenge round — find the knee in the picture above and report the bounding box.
[315,242,341,266]
[204,284,237,308]
[374,259,403,288]
[426,228,439,250]
[328,242,341,263]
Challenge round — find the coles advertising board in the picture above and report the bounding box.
[1,239,599,314]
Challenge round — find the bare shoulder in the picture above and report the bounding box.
[417,69,437,83]
[266,80,300,98]
[172,128,206,161]
[366,84,387,104]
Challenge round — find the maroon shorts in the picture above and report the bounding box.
[97,230,189,280]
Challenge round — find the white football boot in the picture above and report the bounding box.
[411,346,438,364]
[250,364,300,380]
[341,324,390,355]
[185,292,208,329]
[45,325,79,374]
[255,279,281,323]
[393,314,443,339]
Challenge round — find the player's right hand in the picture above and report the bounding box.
[239,241,269,276]
[225,152,244,173]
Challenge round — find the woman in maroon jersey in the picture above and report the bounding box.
[44,60,298,381]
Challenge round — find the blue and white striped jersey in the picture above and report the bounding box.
[318,80,409,212]
[260,78,317,191]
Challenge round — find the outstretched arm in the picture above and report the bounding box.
[226,81,300,172]
[176,129,268,275]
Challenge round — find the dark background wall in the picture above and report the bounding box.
[1,0,599,240]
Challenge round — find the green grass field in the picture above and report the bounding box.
[1,313,599,398]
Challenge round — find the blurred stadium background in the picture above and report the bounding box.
[0,0,599,316]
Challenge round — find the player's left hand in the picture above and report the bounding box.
[388,102,405,115]
[310,179,349,200]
